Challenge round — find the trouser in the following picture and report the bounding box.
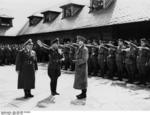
[98,55,106,77]
[116,61,125,80]
[99,61,106,77]
[0,59,2,65]
[137,63,148,83]
[70,62,75,71]
[50,77,58,95]
[64,58,70,70]
[88,57,92,75]
[24,89,31,96]
[91,57,99,76]
[81,89,87,95]
[107,58,116,78]
[125,63,136,82]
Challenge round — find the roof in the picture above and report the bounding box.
[40,5,62,14]
[60,3,85,8]
[18,0,150,36]
[0,8,15,36]
[0,8,14,19]
[28,13,43,18]
[41,10,61,14]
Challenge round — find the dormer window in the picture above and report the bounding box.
[28,15,43,26]
[89,0,115,12]
[41,11,60,23]
[90,0,103,12]
[60,3,84,19]
[0,17,13,27]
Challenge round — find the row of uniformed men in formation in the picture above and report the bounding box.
[1,38,150,85]
[0,44,24,65]
[0,43,50,65]
[59,38,150,85]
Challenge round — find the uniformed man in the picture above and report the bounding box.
[87,41,92,75]
[106,41,117,79]
[136,38,150,85]
[97,41,108,77]
[37,38,63,96]
[123,40,138,83]
[63,43,70,70]
[73,35,89,99]
[91,46,99,76]
[15,39,38,98]
[116,39,126,80]
[69,46,76,71]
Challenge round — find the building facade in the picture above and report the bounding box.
[17,0,150,44]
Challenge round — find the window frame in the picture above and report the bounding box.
[42,11,60,23]
[60,3,84,19]
[28,16,42,26]
[89,0,104,13]
[0,17,13,27]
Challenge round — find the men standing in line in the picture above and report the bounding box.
[15,39,38,98]
[37,38,63,96]
[73,35,89,99]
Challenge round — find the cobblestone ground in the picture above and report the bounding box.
[1,63,150,111]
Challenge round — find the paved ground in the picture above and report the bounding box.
[1,63,150,111]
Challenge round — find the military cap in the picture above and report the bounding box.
[24,39,33,46]
[77,35,86,42]
[51,38,59,45]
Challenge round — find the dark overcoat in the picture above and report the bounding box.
[15,49,38,89]
[73,45,89,90]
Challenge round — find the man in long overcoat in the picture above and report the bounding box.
[15,39,38,98]
[73,35,89,100]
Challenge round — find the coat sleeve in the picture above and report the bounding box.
[15,51,22,71]
[77,48,89,66]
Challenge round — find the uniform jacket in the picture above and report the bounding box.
[125,47,137,65]
[47,48,62,79]
[137,48,150,65]
[116,46,126,63]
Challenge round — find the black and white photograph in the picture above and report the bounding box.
[0,0,150,114]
